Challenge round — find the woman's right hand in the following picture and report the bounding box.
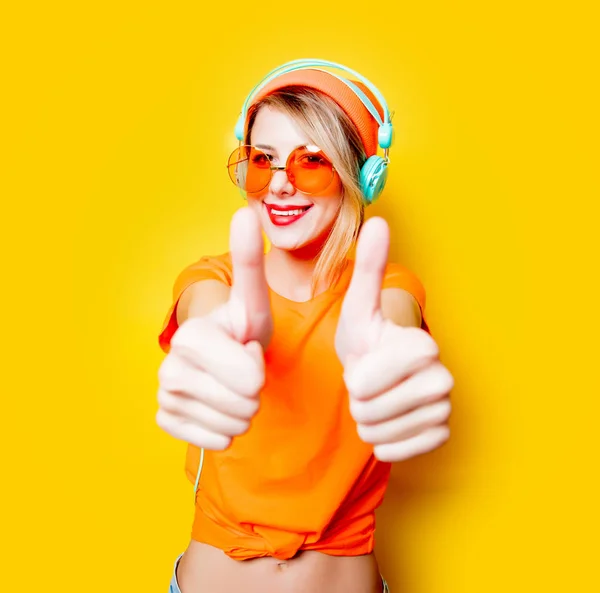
[156,208,273,450]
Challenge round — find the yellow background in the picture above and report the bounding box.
[2,1,598,591]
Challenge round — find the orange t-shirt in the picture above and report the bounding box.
[158,253,430,561]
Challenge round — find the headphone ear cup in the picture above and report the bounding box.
[234,115,245,142]
[359,156,389,205]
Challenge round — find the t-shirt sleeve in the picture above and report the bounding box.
[382,262,431,335]
[158,253,233,353]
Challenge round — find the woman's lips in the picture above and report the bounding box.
[265,203,313,226]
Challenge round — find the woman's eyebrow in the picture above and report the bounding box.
[254,143,309,152]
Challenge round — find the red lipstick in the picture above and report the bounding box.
[265,203,313,226]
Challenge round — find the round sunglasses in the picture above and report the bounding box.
[227,145,336,194]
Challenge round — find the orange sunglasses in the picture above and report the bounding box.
[227,145,336,194]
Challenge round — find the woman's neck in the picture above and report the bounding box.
[265,245,323,302]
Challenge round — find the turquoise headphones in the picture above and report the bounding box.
[234,59,393,204]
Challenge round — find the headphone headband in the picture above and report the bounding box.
[241,59,390,124]
[235,59,393,150]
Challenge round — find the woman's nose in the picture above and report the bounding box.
[269,168,296,196]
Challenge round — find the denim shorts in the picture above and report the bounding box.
[168,553,184,593]
[169,552,389,592]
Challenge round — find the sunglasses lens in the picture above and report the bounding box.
[227,146,271,193]
[288,147,334,194]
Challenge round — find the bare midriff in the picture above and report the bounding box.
[176,539,384,593]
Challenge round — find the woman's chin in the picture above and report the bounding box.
[259,212,335,256]
[266,233,326,257]
[267,237,309,253]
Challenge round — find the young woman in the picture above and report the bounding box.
[156,59,453,593]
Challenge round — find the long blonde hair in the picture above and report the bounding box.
[245,86,367,296]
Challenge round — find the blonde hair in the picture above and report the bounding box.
[245,87,367,296]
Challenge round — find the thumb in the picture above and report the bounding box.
[341,217,390,326]
[227,207,273,347]
[244,340,265,368]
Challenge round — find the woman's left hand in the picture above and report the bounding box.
[334,217,454,462]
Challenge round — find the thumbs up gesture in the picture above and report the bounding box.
[156,208,273,451]
[335,217,453,462]
[210,208,273,350]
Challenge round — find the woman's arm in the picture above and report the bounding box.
[176,280,231,325]
[380,288,422,328]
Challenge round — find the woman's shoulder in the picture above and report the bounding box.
[381,261,426,299]
[158,252,232,353]
[342,258,426,297]
[176,252,233,286]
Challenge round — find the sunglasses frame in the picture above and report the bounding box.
[227,144,337,195]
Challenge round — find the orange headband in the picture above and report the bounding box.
[247,69,385,157]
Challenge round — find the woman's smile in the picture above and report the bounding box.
[264,202,314,226]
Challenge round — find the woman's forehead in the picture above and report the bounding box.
[250,106,310,150]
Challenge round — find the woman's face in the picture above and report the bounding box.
[246,106,343,255]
